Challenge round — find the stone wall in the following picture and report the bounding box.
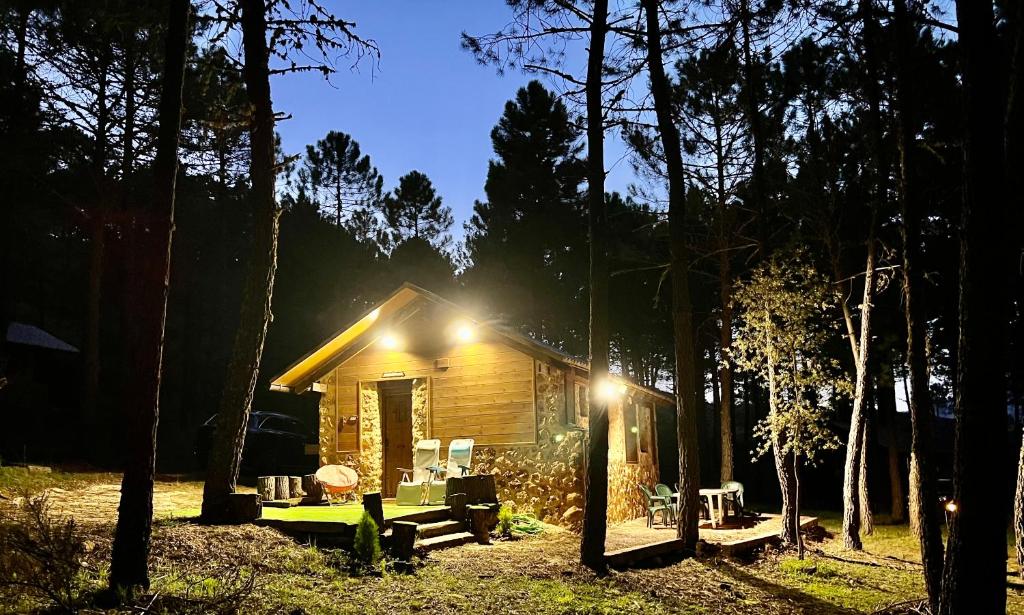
[411,378,429,442]
[316,361,659,529]
[471,364,586,528]
[355,382,382,493]
[606,393,659,524]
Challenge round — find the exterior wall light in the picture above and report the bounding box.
[596,380,628,400]
[380,333,401,350]
[455,322,475,343]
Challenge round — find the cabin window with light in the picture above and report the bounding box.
[572,381,589,428]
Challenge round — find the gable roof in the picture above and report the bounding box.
[269,282,673,403]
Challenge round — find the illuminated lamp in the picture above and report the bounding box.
[380,333,401,350]
[455,322,475,343]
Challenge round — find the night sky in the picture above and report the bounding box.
[271,1,634,237]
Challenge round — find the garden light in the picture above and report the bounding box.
[945,500,957,513]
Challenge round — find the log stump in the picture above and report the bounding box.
[288,476,303,498]
[227,493,262,522]
[468,505,497,545]
[362,492,385,533]
[257,476,275,502]
[391,521,418,562]
[301,474,323,504]
[274,476,290,500]
[447,492,467,521]
[445,474,497,505]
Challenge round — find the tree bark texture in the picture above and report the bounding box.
[108,0,189,593]
[642,0,700,549]
[202,0,282,522]
[940,2,1011,613]
[842,0,885,550]
[579,0,610,572]
[892,0,943,609]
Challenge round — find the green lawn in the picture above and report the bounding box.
[168,502,446,524]
[260,502,446,524]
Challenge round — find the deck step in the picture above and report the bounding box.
[416,531,475,551]
[416,519,467,539]
[384,507,451,528]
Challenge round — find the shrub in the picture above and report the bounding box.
[352,511,381,567]
[497,505,514,537]
[0,494,90,612]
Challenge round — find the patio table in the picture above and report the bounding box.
[673,487,738,528]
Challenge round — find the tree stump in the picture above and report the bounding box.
[301,474,323,504]
[257,476,275,502]
[391,521,417,561]
[227,493,262,522]
[274,476,290,500]
[288,476,303,497]
[362,492,385,533]
[447,492,467,521]
[445,474,497,505]
[468,505,496,544]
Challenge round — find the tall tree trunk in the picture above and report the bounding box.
[892,0,943,609]
[715,115,734,484]
[876,359,906,523]
[858,415,873,535]
[579,0,609,572]
[108,0,189,594]
[642,0,700,549]
[1004,0,1024,584]
[201,0,282,522]
[842,0,885,550]
[940,2,1011,613]
[738,0,767,255]
[841,223,878,550]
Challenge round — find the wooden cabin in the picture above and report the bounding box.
[269,283,672,527]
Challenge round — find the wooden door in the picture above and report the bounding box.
[380,380,413,498]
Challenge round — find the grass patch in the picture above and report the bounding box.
[258,503,446,525]
[0,466,118,497]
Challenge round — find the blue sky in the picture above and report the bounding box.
[271,1,633,235]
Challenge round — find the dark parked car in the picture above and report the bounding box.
[196,411,316,476]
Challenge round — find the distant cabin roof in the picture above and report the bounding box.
[6,322,79,353]
[269,282,673,403]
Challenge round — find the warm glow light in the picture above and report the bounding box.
[455,322,475,343]
[630,426,639,434]
[596,379,627,400]
[380,333,401,350]
[553,433,565,443]
[945,501,957,513]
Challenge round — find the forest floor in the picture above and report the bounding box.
[2,467,1023,614]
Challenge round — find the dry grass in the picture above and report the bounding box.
[3,470,1024,614]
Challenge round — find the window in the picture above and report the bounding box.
[624,402,639,464]
[639,403,653,454]
[572,382,589,428]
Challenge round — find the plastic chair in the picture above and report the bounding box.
[638,484,673,528]
[654,484,677,525]
[441,438,475,479]
[395,439,441,506]
[721,480,745,518]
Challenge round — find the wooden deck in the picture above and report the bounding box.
[254,503,449,536]
[604,514,818,568]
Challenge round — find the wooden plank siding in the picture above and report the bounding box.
[332,339,537,451]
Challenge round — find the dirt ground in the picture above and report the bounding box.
[5,474,1024,614]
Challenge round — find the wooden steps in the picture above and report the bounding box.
[417,531,475,551]
[416,519,467,539]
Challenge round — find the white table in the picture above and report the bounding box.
[674,488,738,528]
